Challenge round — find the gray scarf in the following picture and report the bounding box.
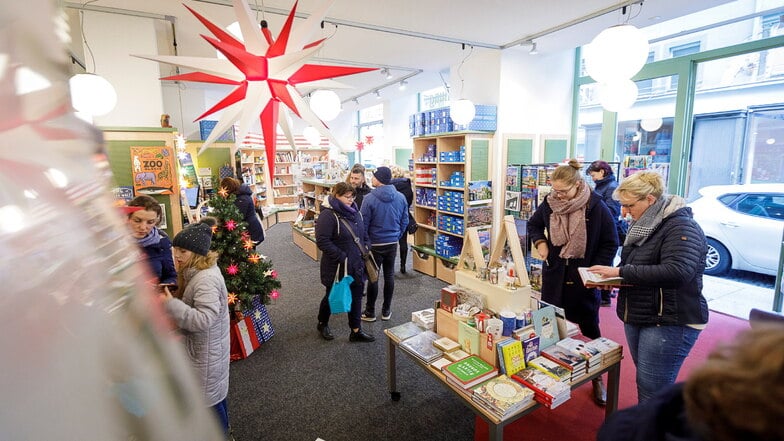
[137,227,161,248]
[624,195,686,247]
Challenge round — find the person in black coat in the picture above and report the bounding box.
[527,160,618,405]
[346,163,372,209]
[125,195,177,285]
[220,177,264,246]
[587,171,709,403]
[314,182,375,343]
[586,160,624,306]
[391,166,414,274]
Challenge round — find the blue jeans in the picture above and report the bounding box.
[365,244,397,315]
[624,324,701,402]
[211,397,229,436]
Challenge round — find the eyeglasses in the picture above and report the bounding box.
[551,184,575,196]
[340,194,356,200]
[620,198,645,209]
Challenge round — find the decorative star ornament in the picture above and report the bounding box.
[211,225,219,234]
[225,219,237,231]
[355,141,364,151]
[243,239,255,250]
[364,135,374,145]
[248,253,261,264]
[264,269,274,277]
[228,292,238,304]
[134,0,376,179]
[227,263,239,275]
[254,309,262,320]
[218,186,230,197]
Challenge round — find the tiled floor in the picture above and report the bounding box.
[703,275,779,320]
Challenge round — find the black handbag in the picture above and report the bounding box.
[407,212,418,234]
[338,217,379,283]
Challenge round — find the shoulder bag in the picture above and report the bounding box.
[328,259,353,314]
[338,217,379,283]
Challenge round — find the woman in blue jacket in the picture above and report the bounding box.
[220,177,264,246]
[125,195,177,285]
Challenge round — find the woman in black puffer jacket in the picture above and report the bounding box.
[588,171,709,403]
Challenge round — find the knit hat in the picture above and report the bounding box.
[373,166,392,185]
[173,218,215,256]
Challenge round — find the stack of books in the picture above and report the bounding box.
[399,330,443,363]
[411,308,435,329]
[556,337,602,375]
[441,355,498,391]
[496,338,526,376]
[527,356,571,383]
[512,366,571,409]
[471,375,535,418]
[540,345,587,383]
[386,321,425,344]
[584,337,623,366]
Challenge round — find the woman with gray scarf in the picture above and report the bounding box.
[528,160,619,406]
[587,171,709,403]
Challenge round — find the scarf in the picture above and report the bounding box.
[548,180,591,259]
[137,226,161,248]
[624,194,686,247]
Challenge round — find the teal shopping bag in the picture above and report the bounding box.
[328,261,353,314]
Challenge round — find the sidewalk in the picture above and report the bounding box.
[703,275,776,320]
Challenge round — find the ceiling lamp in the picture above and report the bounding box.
[374,90,381,99]
[450,98,476,125]
[398,80,407,91]
[529,42,538,55]
[302,126,321,147]
[309,89,341,122]
[584,24,649,84]
[598,80,638,112]
[640,117,663,132]
[69,73,117,116]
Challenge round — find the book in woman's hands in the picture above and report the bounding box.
[578,267,625,288]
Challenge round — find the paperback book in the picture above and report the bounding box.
[458,320,481,355]
[442,355,498,390]
[578,267,626,288]
[522,335,540,364]
[433,336,461,353]
[496,338,526,376]
[512,366,571,409]
[531,306,560,350]
[528,356,571,382]
[387,321,425,343]
[399,330,443,363]
[472,375,535,418]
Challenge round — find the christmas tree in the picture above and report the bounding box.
[208,186,281,313]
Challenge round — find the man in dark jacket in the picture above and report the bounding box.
[390,167,414,274]
[360,166,408,322]
[346,163,372,208]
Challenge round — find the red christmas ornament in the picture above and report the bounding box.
[364,135,374,145]
[270,290,280,300]
[271,270,278,278]
[227,263,239,275]
[225,219,237,231]
[355,141,364,151]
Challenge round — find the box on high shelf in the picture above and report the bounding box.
[199,120,235,141]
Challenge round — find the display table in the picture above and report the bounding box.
[263,206,298,229]
[384,329,621,441]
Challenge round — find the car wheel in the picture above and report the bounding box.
[705,238,731,276]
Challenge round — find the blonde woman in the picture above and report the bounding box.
[161,217,231,434]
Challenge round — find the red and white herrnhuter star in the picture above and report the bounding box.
[136,0,375,179]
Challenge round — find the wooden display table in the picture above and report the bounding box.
[384,329,621,441]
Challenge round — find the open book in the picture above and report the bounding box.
[578,267,625,287]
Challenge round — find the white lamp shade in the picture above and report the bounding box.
[584,24,649,84]
[598,80,639,112]
[450,99,476,125]
[69,73,117,116]
[309,90,342,122]
[640,117,663,132]
[302,126,321,147]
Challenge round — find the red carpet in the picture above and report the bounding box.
[474,300,750,440]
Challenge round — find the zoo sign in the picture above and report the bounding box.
[130,146,176,195]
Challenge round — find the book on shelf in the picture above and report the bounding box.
[387,321,425,343]
[531,306,560,350]
[471,375,535,418]
[496,338,526,376]
[433,336,461,353]
[442,355,498,390]
[577,267,626,288]
[399,330,443,363]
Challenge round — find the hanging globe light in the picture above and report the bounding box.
[69,73,117,116]
[302,126,321,147]
[640,117,663,132]
[450,98,476,125]
[598,80,639,112]
[309,89,342,122]
[584,24,649,84]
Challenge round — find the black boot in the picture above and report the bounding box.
[592,377,607,406]
[400,261,407,274]
[317,322,334,341]
[349,329,375,342]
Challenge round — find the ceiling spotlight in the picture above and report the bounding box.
[374,90,381,99]
[529,42,538,55]
[352,97,359,105]
[380,68,389,77]
[399,80,407,91]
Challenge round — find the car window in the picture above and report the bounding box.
[735,194,784,220]
[717,193,741,206]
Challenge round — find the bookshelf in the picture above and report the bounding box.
[411,132,493,283]
[237,147,270,207]
[292,179,339,260]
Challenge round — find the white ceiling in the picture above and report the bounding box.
[75,0,733,108]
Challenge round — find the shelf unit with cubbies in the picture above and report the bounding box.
[271,149,298,205]
[411,131,494,283]
[237,147,270,207]
[291,179,339,260]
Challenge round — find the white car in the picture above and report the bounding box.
[688,184,784,276]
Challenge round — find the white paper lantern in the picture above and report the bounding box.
[598,80,639,112]
[640,117,663,132]
[302,126,321,147]
[69,73,117,116]
[309,90,341,122]
[450,99,476,125]
[584,24,649,84]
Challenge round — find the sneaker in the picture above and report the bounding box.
[361,312,376,322]
[381,309,392,321]
[349,329,376,342]
[316,323,334,341]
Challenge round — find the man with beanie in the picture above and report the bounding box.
[163,217,231,436]
[360,166,409,321]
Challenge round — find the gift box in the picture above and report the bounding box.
[230,316,260,361]
[244,297,275,342]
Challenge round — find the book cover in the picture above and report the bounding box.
[458,320,481,355]
[442,355,498,389]
[472,375,534,416]
[512,366,570,400]
[522,335,540,364]
[445,348,470,362]
[541,345,586,371]
[531,306,560,350]
[505,166,520,189]
[578,267,625,287]
[399,330,443,363]
[504,190,521,212]
[528,356,571,382]
[497,339,526,376]
[387,321,425,343]
[433,336,461,353]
